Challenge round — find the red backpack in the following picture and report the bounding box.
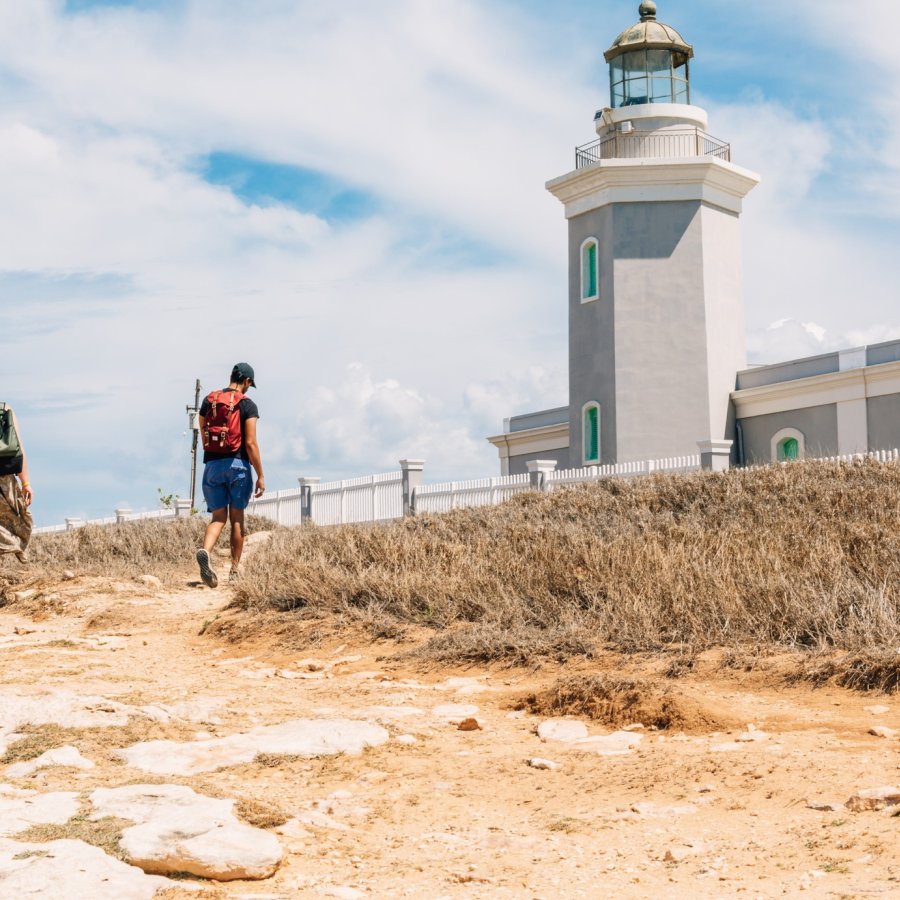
[202,390,245,453]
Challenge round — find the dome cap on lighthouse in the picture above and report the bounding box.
[604,2,693,63]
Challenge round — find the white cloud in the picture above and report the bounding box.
[3,0,900,524]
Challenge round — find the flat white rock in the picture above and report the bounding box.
[864,705,891,715]
[431,704,479,724]
[0,691,132,747]
[537,720,589,743]
[632,802,697,818]
[119,718,389,775]
[0,837,171,898]
[91,784,282,881]
[573,731,643,755]
[527,758,560,771]
[6,746,95,779]
[0,787,80,836]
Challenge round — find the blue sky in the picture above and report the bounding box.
[1,0,899,526]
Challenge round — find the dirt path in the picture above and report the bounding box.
[1,570,899,898]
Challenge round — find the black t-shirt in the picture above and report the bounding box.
[200,393,259,463]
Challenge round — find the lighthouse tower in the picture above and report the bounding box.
[547,1,760,466]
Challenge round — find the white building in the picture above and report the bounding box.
[489,1,900,473]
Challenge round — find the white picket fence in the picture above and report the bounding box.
[245,487,305,527]
[414,473,532,515]
[32,448,900,533]
[547,454,700,488]
[34,507,178,535]
[303,472,403,526]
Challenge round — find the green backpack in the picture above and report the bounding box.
[0,404,21,459]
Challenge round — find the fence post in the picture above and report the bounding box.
[115,508,132,524]
[527,459,558,491]
[65,518,85,531]
[298,477,321,525]
[174,497,192,518]
[697,439,733,472]
[400,459,426,516]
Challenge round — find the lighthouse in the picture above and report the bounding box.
[546,1,760,466]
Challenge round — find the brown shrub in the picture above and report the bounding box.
[230,458,900,666]
[519,674,738,731]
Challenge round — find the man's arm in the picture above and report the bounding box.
[243,416,265,497]
[11,410,32,506]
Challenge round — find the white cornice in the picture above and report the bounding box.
[732,360,900,418]
[546,157,760,218]
[487,422,570,459]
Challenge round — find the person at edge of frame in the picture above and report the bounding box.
[194,363,264,588]
[0,406,33,563]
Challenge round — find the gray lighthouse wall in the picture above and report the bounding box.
[568,199,744,464]
[568,205,617,464]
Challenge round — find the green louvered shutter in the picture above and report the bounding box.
[584,406,599,462]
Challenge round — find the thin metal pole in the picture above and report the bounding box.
[187,379,201,512]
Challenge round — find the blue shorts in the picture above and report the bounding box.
[202,458,253,512]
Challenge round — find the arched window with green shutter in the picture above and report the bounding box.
[778,437,799,461]
[583,403,600,464]
[581,238,599,302]
[771,428,805,463]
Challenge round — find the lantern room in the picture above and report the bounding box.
[605,1,693,108]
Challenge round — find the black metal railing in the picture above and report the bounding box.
[575,128,731,169]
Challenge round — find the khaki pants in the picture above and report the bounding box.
[0,475,32,561]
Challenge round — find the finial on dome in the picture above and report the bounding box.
[639,1,657,21]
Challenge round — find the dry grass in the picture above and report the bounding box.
[19,514,275,583]
[227,458,900,676]
[15,806,130,861]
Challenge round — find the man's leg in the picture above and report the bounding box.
[197,507,227,588]
[228,507,245,574]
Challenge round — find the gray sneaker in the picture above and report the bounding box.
[196,549,218,588]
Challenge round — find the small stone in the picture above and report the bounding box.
[736,729,769,743]
[61,570,76,581]
[457,718,482,732]
[806,801,843,812]
[846,786,900,812]
[395,735,417,745]
[869,725,898,739]
[527,758,559,771]
[136,575,162,589]
[864,705,891,715]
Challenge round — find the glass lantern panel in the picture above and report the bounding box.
[674,82,689,104]
[610,57,625,82]
[623,50,647,75]
[673,51,689,75]
[651,76,674,102]
[612,82,626,107]
[625,76,649,105]
[646,49,671,75]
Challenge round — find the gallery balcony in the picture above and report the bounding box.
[575,127,731,169]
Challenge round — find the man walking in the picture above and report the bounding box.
[195,363,265,588]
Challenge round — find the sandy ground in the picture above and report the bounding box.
[0,566,899,899]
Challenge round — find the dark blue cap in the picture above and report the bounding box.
[232,362,256,388]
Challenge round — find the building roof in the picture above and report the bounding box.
[604,2,693,63]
